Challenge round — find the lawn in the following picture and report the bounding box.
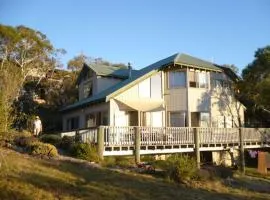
[0,147,269,200]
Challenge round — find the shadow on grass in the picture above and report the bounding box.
[32,159,267,200]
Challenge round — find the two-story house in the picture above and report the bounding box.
[61,53,244,131]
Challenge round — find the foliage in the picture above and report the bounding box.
[40,134,61,146]
[59,135,75,151]
[67,53,128,73]
[241,45,270,110]
[0,24,64,132]
[70,143,99,162]
[158,154,198,183]
[28,141,58,157]
[14,136,38,147]
[2,148,269,200]
[102,156,135,168]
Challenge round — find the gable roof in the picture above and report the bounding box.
[61,53,226,112]
[76,63,138,84]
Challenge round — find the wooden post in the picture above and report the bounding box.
[194,128,200,169]
[239,128,245,174]
[97,126,104,161]
[135,126,141,164]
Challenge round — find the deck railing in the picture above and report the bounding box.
[60,126,270,147]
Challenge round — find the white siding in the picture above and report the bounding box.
[188,88,210,112]
[165,88,187,111]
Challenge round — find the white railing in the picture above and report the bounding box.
[104,126,135,146]
[199,128,239,144]
[80,128,98,143]
[60,126,270,147]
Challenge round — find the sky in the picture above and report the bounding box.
[0,0,270,72]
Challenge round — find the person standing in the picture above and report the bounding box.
[33,116,42,137]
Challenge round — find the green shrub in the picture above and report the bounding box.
[162,154,198,183]
[14,136,38,147]
[70,143,99,162]
[40,134,61,146]
[102,156,135,168]
[59,136,75,151]
[28,142,58,157]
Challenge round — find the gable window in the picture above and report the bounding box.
[168,71,186,88]
[83,82,92,98]
[189,70,208,88]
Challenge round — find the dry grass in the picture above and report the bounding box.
[0,147,270,200]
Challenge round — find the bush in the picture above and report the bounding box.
[70,143,99,162]
[102,156,135,168]
[59,136,75,151]
[28,142,58,157]
[0,130,32,146]
[14,136,38,147]
[162,154,198,183]
[40,134,61,146]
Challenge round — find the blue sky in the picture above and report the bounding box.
[0,0,269,72]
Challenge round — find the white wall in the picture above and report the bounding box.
[165,88,187,111]
[188,88,210,112]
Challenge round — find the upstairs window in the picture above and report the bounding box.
[189,71,208,88]
[168,71,186,88]
[83,82,92,98]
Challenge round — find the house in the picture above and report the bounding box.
[61,53,245,131]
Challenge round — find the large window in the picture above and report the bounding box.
[168,71,186,88]
[169,112,186,127]
[83,82,92,98]
[85,114,96,128]
[189,70,208,88]
[200,112,210,127]
[67,117,79,130]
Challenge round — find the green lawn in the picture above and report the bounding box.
[0,148,269,200]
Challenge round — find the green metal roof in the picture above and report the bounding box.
[175,53,221,71]
[61,53,224,112]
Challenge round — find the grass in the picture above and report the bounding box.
[0,148,270,200]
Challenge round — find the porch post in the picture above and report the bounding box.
[135,126,141,164]
[239,127,245,174]
[194,127,200,169]
[97,126,104,161]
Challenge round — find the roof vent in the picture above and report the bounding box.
[128,62,132,78]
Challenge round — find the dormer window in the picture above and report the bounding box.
[83,81,92,98]
[189,70,208,88]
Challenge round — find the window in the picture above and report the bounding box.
[67,117,79,130]
[83,82,92,98]
[101,112,108,125]
[189,71,208,88]
[200,112,210,127]
[168,71,186,88]
[85,114,96,127]
[211,79,231,88]
[169,112,186,127]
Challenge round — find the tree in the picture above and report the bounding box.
[222,64,239,75]
[0,24,64,131]
[67,53,90,72]
[241,45,270,110]
[67,53,128,73]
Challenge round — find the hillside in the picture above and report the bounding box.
[0,148,269,200]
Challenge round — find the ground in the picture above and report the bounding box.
[0,148,270,200]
